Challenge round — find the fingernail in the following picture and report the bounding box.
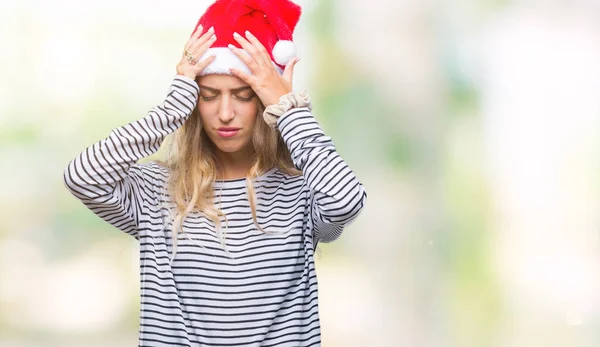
[245,30,252,37]
[211,34,217,40]
[208,26,214,32]
[295,57,301,63]
[233,32,240,38]
[228,44,236,49]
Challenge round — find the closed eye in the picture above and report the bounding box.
[200,94,218,101]
[235,94,255,102]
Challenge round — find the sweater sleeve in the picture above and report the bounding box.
[63,75,199,238]
[277,107,367,244]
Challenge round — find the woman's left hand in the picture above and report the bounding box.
[228,31,300,107]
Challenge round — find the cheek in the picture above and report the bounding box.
[234,103,259,126]
[197,103,214,120]
[197,105,222,131]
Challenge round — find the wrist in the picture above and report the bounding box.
[177,73,197,81]
[262,84,292,107]
[262,90,311,128]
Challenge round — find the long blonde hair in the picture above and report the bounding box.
[158,94,300,260]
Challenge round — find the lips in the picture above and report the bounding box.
[217,127,240,138]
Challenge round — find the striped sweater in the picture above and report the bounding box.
[63,75,367,347]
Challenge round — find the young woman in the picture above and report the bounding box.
[63,0,366,346]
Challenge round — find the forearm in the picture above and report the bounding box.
[63,75,198,200]
[277,108,367,227]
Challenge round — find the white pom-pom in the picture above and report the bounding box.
[272,40,297,66]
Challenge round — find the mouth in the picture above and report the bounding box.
[217,127,240,138]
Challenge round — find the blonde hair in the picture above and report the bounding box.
[158,95,300,261]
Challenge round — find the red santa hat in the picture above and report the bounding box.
[194,0,301,76]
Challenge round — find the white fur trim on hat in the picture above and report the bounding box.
[198,48,251,76]
[272,40,297,66]
[198,47,284,76]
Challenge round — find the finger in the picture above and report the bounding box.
[233,32,265,67]
[184,25,203,51]
[282,57,299,83]
[190,33,217,59]
[188,26,215,53]
[244,31,270,65]
[228,44,258,72]
[194,54,216,72]
[229,68,254,86]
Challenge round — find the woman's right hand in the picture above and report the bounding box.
[176,25,217,80]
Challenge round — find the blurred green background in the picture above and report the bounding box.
[1,0,599,346]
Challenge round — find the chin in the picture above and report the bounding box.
[213,139,250,153]
[216,144,244,153]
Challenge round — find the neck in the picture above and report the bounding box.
[215,147,255,180]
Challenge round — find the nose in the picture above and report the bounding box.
[218,94,235,123]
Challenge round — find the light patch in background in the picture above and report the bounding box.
[38,32,93,105]
[0,238,44,305]
[482,5,600,334]
[334,0,441,116]
[317,260,387,347]
[29,255,129,332]
[1,238,135,333]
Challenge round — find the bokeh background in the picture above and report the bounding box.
[1,0,599,346]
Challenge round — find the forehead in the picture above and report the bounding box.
[197,74,249,90]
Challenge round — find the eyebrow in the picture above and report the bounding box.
[198,85,253,93]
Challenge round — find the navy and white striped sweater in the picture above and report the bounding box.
[63,75,366,347]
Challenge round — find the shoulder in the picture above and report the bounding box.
[130,160,171,188]
[261,167,307,192]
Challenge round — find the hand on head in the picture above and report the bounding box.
[176,27,300,108]
[176,25,217,80]
[228,31,300,107]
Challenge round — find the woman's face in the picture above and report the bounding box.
[196,74,259,157]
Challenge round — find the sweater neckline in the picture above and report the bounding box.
[212,167,278,189]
